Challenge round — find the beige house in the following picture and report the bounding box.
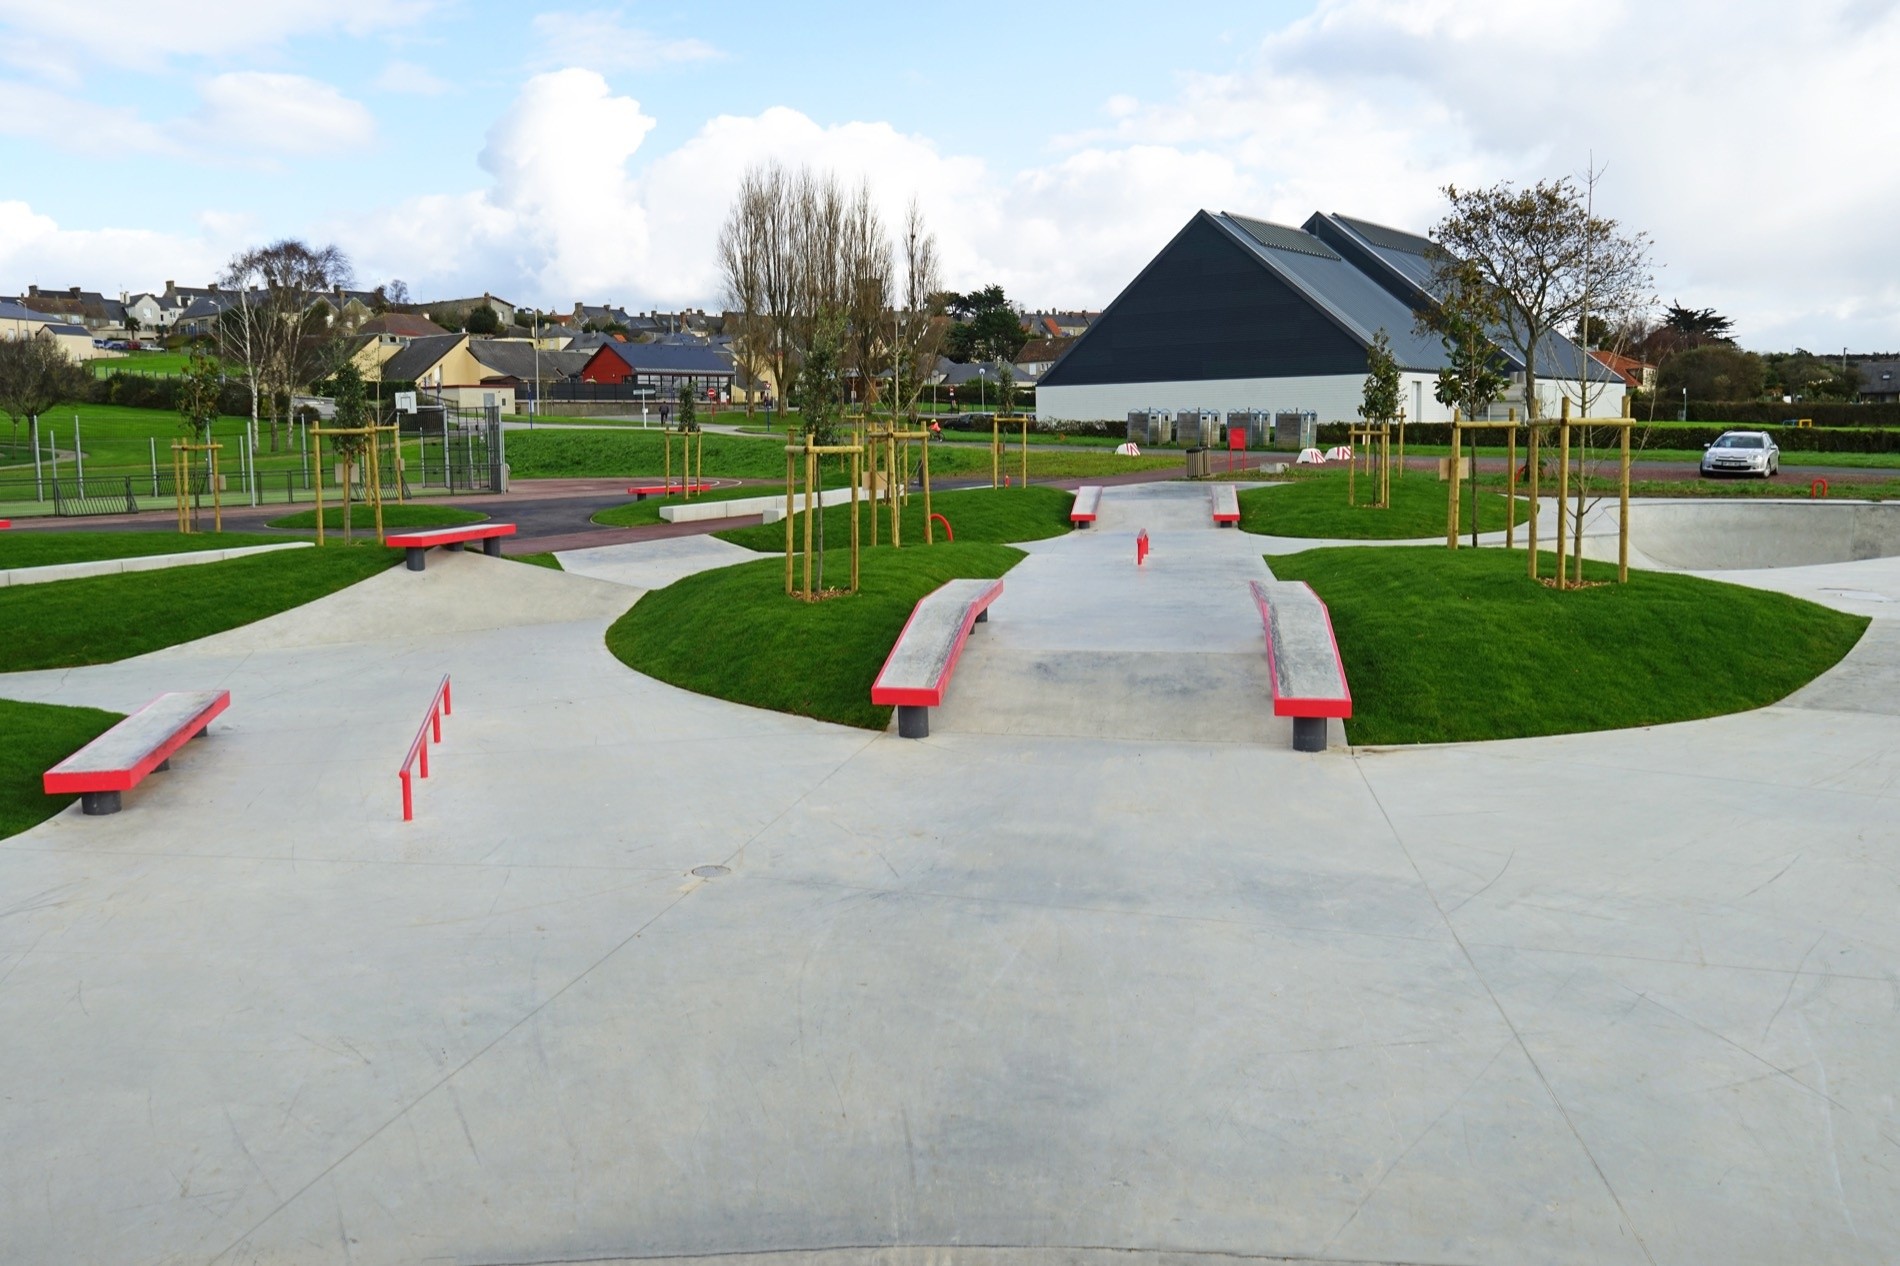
[380,333,516,411]
[0,300,99,360]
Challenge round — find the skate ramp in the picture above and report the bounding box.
[1582,500,1900,571]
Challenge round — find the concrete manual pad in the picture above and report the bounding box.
[555,532,759,590]
[1,478,1898,1264]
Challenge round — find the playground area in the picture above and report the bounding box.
[2,475,1898,1264]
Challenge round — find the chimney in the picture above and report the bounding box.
[70,286,80,297]
[164,280,174,292]
[27,285,38,296]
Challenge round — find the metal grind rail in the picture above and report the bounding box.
[398,675,453,822]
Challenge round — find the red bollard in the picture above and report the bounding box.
[1811,477,1829,499]
[1136,529,1150,565]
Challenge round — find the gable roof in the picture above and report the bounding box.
[592,341,734,377]
[360,313,450,340]
[380,333,469,382]
[0,298,63,323]
[467,339,590,381]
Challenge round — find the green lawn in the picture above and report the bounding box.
[267,503,486,530]
[1271,545,1868,745]
[0,545,400,672]
[606,543,1023,729]
[509,552,563,570]
[504,428,1180,482]
[92,351,207,377]
[0,529,290,568]
[0,698,125,839]
[0,402,293,473]
[1240,471,1527,539]
[714,485,1075,552]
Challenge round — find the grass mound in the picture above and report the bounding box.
[1272,545,1868,744]
[267,504,485,530]
[1240,471,1526,539]
[0,545,399,672]
[0,530,290,569]
[715,486,1075,552]
[0,699,124,840]
[607,543,1023,729]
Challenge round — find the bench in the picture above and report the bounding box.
[385,523,517,571]
[870,577,1004,738]
[1071,485,1103,528]
[1211,484,1240,527]
[43,689,229,815]
[627,483,713,501]
[1249,581,1351,751]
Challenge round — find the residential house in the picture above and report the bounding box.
[1590,349,1658,392]
[0,299,98,359]
[1037,210,1622,423]
[380,333,516,410]
[18,285,126,332]
[1013,336,1073,383]
[421,293,517,330]
[1859,360,1900,403]
[123,292,171,331]
[573,302,635,329]
[1021,311,1095,340]
[465,339,592,404]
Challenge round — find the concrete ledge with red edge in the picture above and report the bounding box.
[1210,483,1240,526]
[870,576,1004,739]
[385,522,517,571]
[1249,579,1350,752]
[1070,485,1102,527]
[42,689,229,816]
[628,483,713,500]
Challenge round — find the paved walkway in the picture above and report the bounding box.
[0,500,1897,1265]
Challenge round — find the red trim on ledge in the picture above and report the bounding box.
[43,691,230,795]
[870,578,1005,708]
[385,524,517,547]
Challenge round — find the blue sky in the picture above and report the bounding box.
[1,0,1895,349]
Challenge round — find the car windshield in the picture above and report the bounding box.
[1714,436,1764,449]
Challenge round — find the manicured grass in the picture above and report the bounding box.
[504,428,1180,482]
[509,552,563,570]
[267,503,486,530]
[0,402,294,473]
[591,494,706,528]
[607,543,1023,729]
[0,529,290,568]
[0,545,400,672]
[92,351,208,377]
[714,485,1076,552]
[1240,471,1527,539]
[1271,545,1868,744]
[0,698,125,840]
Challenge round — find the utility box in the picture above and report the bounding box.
[1127,409,1174,445]
[1273,410,1317,450]
[1176,409,1219,447]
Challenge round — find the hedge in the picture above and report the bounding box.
[1627,398,1900,427]
[1319,421,1900,454]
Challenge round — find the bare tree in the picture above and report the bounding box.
[222,240,355,453]
[718,172,770,418]
[840,184,891,408]
[892,199,946,421]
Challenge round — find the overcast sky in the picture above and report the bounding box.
[1,0,1894,350]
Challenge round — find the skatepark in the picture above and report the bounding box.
[2,481,1898,1265]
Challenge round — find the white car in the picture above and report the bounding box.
[1700,430,1780,478]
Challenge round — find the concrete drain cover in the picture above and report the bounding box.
[691,865,731,878]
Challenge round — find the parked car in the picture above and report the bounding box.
[1701,430,1780,478]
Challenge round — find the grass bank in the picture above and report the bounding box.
[1240,471,1527,539]
[0,699,125,840]
[267,504,486,530]
[0,529,289,568]
[0,545,399,672]
[1272,545,1867,744]
[607,543,1023,729]
[714,486,1075,552]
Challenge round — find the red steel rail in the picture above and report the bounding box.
[399,675,452,822]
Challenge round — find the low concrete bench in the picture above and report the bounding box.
[1211,484,1240,527]
[385,523,516,571]
[1071,486,1103,528]
[43,689,229,815]
[627,483,712,501]
[1249,580,1351,751]
[871,577,1004,738]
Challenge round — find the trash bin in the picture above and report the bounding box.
[1186,447,1208,478]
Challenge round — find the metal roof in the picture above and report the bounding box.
[597,340,735,376]
[1225,215,1342,260]
[380,333,467,382]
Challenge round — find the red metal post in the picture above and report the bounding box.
[401,770,413,821]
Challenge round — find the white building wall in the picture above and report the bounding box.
[1039,373,1624,426]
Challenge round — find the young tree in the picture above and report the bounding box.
[0,333,91,492]
[1359,328,1401,424]
[675,381,697,430]
[328,363,371,542]
[795,311,847,591]
[1429,174,1652,421]
[176,347,223,442]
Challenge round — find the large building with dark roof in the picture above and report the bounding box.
[1036,210,1623,424]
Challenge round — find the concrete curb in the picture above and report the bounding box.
[0,541,313,588]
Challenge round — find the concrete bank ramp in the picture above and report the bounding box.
[170,547,639,656]
[932,482,1295,744]
[1582,499,1900,571]
[555,534,758,590]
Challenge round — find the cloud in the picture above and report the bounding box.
[0,201,227,292]
[0,0,441,76]
[0,80,179,155]
[530,9,720,73]
[374,60,450,96]
[189,72,377,156]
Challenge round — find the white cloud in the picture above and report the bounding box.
[374,60,450,96]
[0,80,179,155]
[0,201,227,294]
[0,0,441,76]
[190,72,377,156]
[531,10,719,73]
